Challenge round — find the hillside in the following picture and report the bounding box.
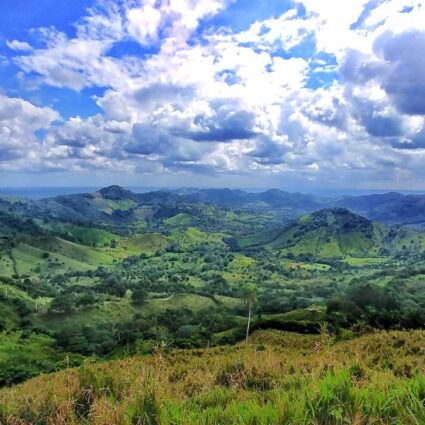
[2,189,425,394]
[233,208,425,258]
[337,192,425,230]
[3,187,425,233]
[2,329,425,424]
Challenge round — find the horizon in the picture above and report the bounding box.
[1,1,425,189]
[2,2,425,418]
[1,184,425,200]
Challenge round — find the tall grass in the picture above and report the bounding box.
[127,390,161,425]
[1,329,425,424]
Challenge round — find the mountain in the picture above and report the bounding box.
[0,186,158,231]
[2,186,425,236]
[2,186,425,395]
[0,187,285,235]
[0,211,44,239]
[232,208,425,258]
[179,187,325,212]
[98,185,137,201]
[172,188,425,229]
[337,193,425,230]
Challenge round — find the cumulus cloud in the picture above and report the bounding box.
[2,0,425,188]
[0,95,59,166]
[375,30,425,116]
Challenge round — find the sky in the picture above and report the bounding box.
[0,0,425,190]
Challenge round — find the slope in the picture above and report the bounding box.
[2,330,425,424]
[232,208,425,258]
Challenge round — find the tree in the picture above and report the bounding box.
[49,293,75,314]
[76,293,96,308]
[132,287,148,305]
[96,274,126,298]
[243,285,257,343]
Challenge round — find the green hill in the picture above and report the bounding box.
[118,233,170,254]
[233,208,425,258]
[0,214,113,278]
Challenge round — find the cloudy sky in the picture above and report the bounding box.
[0,0,424,190]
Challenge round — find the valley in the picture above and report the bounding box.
[1,186,425,393]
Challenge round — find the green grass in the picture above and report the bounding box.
[235,209,425,260]
[171,227,225,249]
[343,256,389,266]
[90,196,137,214]
[299,262,331,271]
[0,332,82,386]
[3,329,425,424]
[263,306,326,322]
[39,293,217,333]
[38,222,119,247]
[7,233,161,276]
[147,293,217,313]
[39,294,145,331]
[12,242,97,275]
[165,213,197,227]
[228,254,256,269]
[0,255,14,277]
[118,233,170,254]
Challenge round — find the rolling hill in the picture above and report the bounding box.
[2,186,425,233]
[232,208,425,258]
[337,192,425,230]
[2,187,425,401]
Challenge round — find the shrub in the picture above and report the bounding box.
[245,367,277,391]
[215,362,246,388]
[349,363,366,381]
[0,404,7,424]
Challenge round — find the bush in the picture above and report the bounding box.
[349,363,365,380]
[215,362,246,388]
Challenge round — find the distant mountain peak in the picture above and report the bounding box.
[311,207,366,218]
[306,207,372,229]
[98,185,135,200]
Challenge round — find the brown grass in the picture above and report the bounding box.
[1,330,425,424]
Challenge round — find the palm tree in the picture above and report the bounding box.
[243,285,257,343]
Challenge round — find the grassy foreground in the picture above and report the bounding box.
[1,329,425,424]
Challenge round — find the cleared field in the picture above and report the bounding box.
[118,233,170,254]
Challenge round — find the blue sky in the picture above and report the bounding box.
[0,0,425,190]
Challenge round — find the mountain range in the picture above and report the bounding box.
[1,184,425,394]
[1,185,425,231]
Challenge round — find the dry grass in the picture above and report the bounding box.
[1,330,425,424]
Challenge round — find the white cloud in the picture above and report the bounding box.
[0,94,59,165]
[6,40,33,51]
[3,0,425,188]
[126,5,162,44]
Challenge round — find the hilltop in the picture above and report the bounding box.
[3,186,425,232]
[1,329,425,424]
[232,208,425,258]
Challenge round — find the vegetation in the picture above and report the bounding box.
[1,185,425,423]
[2,330,425,424]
